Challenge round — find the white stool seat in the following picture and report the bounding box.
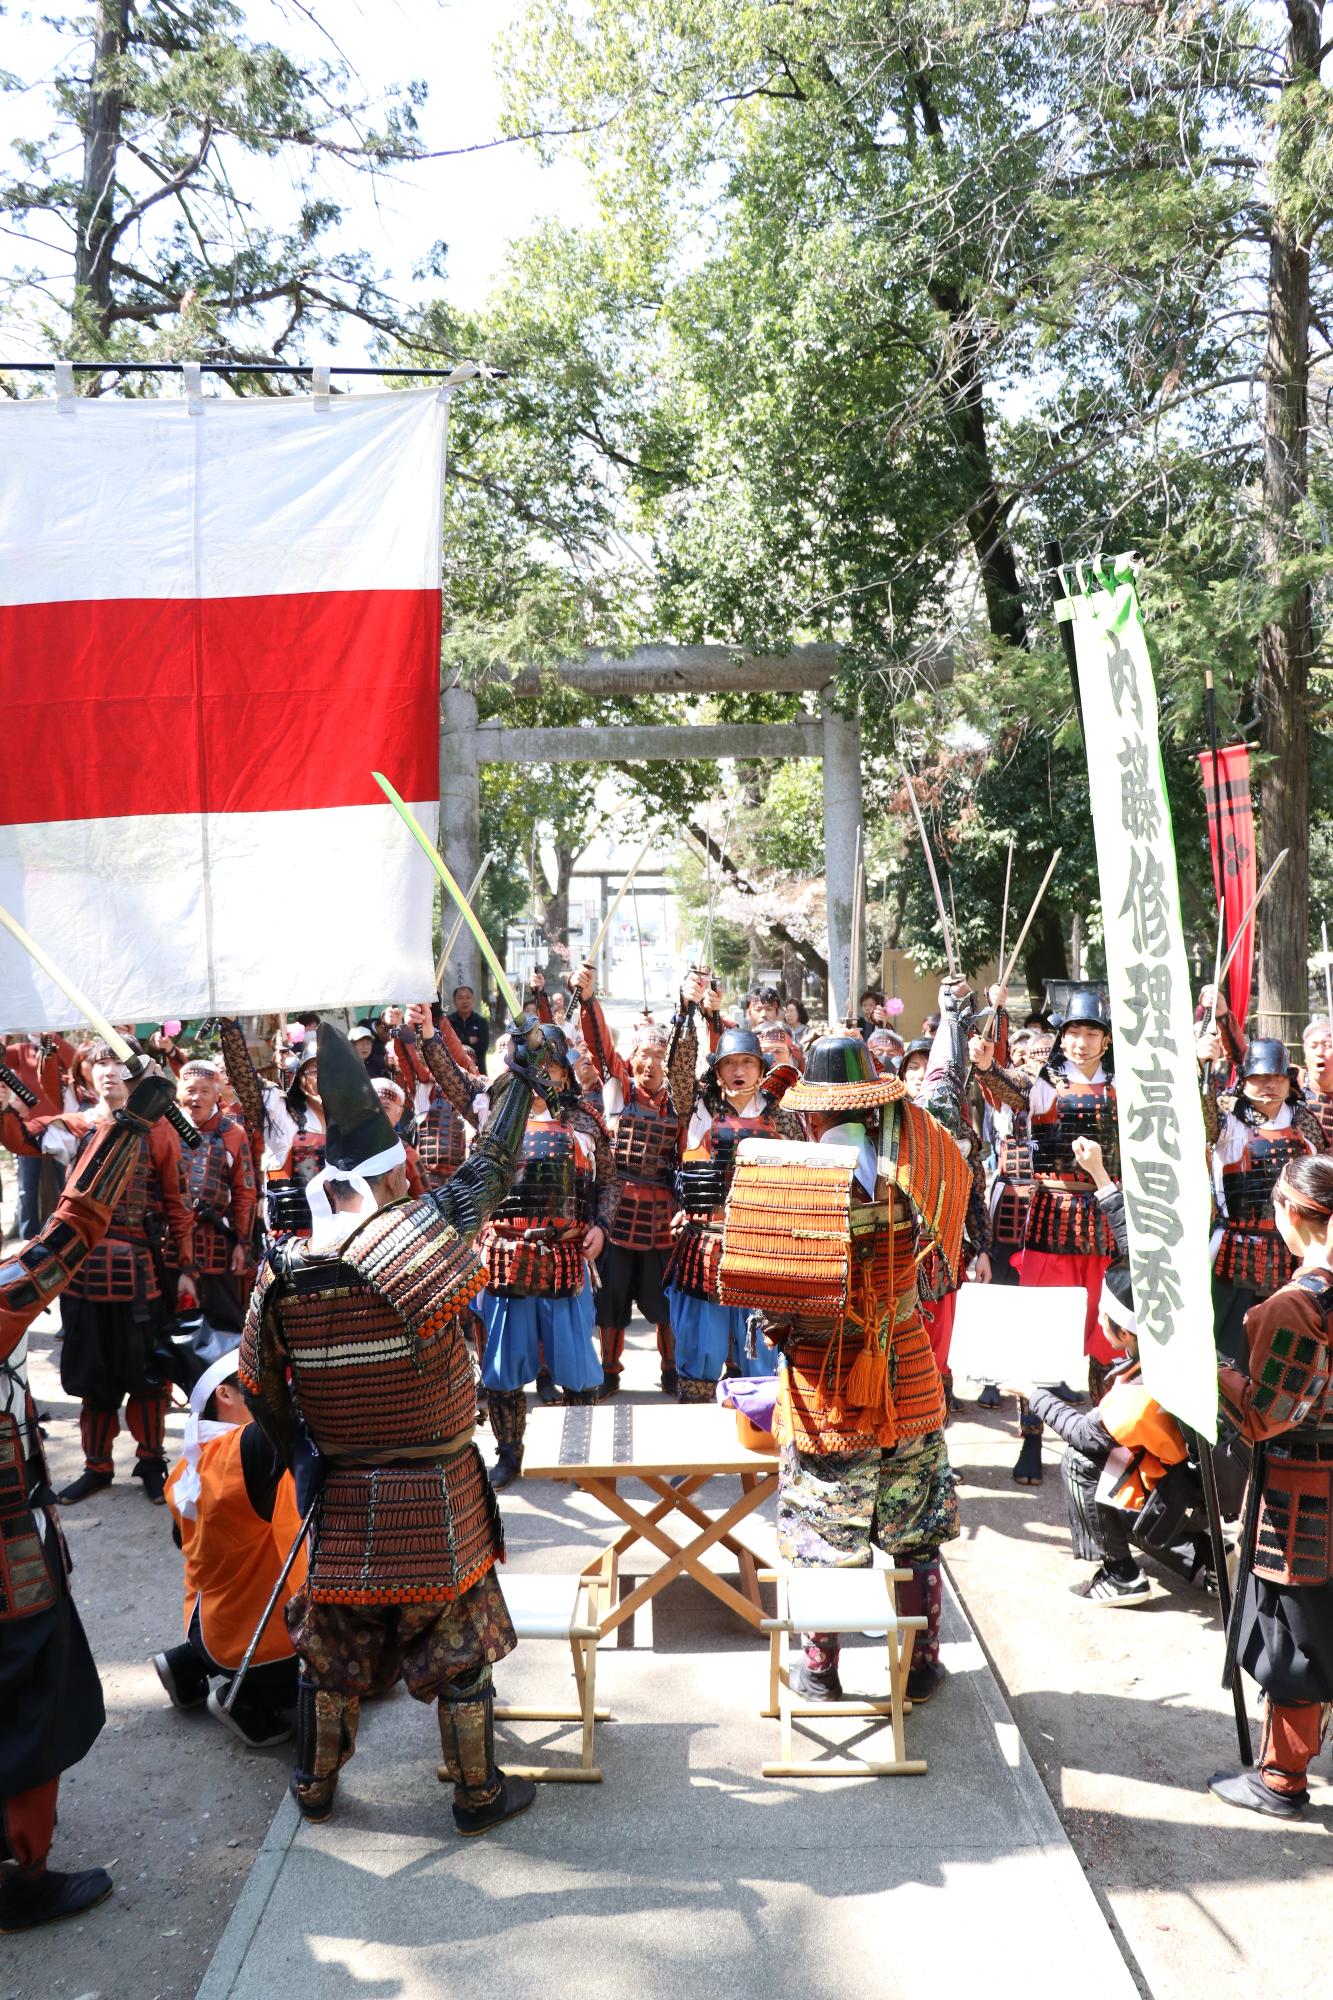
[500,1572,600,1641]
[766,1567,900,1637]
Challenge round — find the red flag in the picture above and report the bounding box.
[1197,744,1257,1027]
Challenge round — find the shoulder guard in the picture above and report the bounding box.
[340,1195,486,1334]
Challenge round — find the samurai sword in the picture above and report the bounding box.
[570,840,652,1015]
[1207,849,1289,1030]
[371,774,525,1023]
[898,761,959,979]
[220,1493,319,1713]
[435,852,494,992]
[997,836,1015,979]
[703,794,736,977]
[974,847,1064,1032]
[0,903,200,1148]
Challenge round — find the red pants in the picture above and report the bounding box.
[1017,1247,1115,1363]
[920,1287,958,1373]
[0,1776,58,1874]
[80,1388,169,1475]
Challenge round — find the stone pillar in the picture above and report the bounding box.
[439,681,481,1003]
[821,694,864,1024]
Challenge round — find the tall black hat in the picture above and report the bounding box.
[318,1020,397,1172]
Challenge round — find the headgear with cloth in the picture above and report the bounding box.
[303,1021,406,1251]
[171,1341,242,1521]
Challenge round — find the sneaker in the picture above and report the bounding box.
[0,1866,113,1931]
[1073,1564,1150,1607]
[152,1649,209,1711]
[207,1687,292,1749]
[133,1457,168,1504]
[452,1773,536,1836]
[1208,1768,1307,1818]
[56,1468,112,1505]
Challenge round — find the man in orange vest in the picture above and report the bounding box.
[155,1346,305,1748]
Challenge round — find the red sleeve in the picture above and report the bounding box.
[526,987,554,1025]
[393,1034,433,1089]
[438,1018,479,1076]
[404,1144,425,1198]
[149,1122,195,1265]
[226,1122,257,1241]
[580,996,629,1088]
[0,1105,42,1157]
[0,1122,138,1362]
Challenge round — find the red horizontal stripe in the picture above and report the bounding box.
[0,590,440,823]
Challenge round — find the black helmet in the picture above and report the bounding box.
[707,1026,770,1073]
[1239,1037,1294,1081]
[896,1037,931,1076]
[784,1032,904,1111]
[1050,988,1112,1069]
[536,1021,573,1074]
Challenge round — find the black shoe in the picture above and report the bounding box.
[1012,1435,1044,1485]
[452,1773,536,1836]
[535,1370,557,1405]
[596,1374,621,1402]
[57,1468,112,1505]
[1072,1564,1150,1607]
[1208,1769,1307,1818]
[152,1648,209,1711]
[289,1772,336,1823]
[976,1384,1002,1409]
[1048,1380,1082,1403]
[0,1866,113,1932]
[207,1687,291,1748]
[906,1661,943,1704]
[788,1658,844,1703]
[490,1447,522,1491]
[133,1457,169,1504]
[660,1367,679,1396]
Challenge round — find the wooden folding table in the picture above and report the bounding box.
[521,1402,779,1642]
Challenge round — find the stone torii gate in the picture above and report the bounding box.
[439,644,864,1012]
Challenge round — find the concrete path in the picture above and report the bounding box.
[196,1341,1139,2000]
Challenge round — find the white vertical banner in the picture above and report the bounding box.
[1063,555,1217,1440]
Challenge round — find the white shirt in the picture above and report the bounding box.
[686,1089,767,1153]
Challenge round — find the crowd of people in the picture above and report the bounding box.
[1,947,1331,1932]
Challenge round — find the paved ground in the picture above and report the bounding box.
[192,1340,1141,2000]
[944,1397,1332,2000]
[5,1277,1330,2000]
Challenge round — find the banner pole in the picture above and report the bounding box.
[1044,539,1085,739]
[1203,667,1230,1005]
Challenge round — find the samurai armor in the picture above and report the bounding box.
[69,1135,158,1304]
[1028,1074,1119,1183]
[667,1222,722,1302]
[1220,1126,1309,1225]
[484,1235,585,1298]
[675,1110,776,1220]
[309,1450,503,1605]
[609,1094,677,1252]
[1254,1436,1333,1586]
[718,1140,855,1316]
[1304,1089,1333,1149]
[242,1207,486,1462]
[996,1136,1034,1185]
[170,1120,237,1273]
[1214,1221,1294,1297]
[493,1122,583,1229]
[992,1182,1031,1250]
[267,1179,312,1236]
[0,1415,55,1623]
[1024,1183,1118,1258]
[418,1097,468,1184]
[288,1125,326,1184]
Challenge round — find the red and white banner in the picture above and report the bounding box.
[0,387,448,1028]
[1197,744,1257,1030]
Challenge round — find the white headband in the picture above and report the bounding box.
[1100,1283,1137,1336]
[172,1349,242,1521]
[305,1139,407,1250]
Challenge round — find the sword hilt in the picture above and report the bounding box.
[0,1062,38,1109]
[124,1053,202,1149]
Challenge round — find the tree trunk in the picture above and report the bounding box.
[914,74,1028,651]
[1256,1,1320,1039]
[536,841,576,991]
[686,819,829,987]
[1022,902,1069,1013]
[75,0,129,336]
